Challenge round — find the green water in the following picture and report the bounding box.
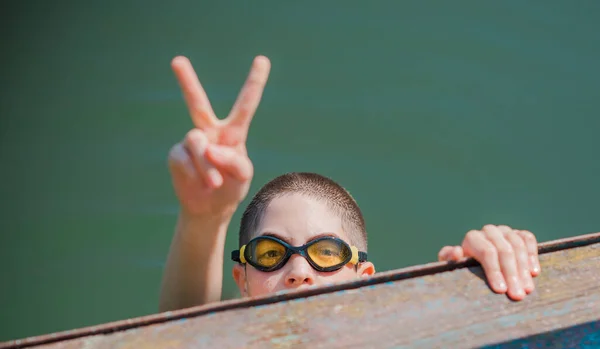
[1,0,599,341]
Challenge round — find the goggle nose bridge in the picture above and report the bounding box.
[277,241,316,265]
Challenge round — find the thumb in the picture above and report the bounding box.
[438,246,465,262]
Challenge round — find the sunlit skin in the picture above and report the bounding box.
[232,194,375,296]
[159,54,541,312]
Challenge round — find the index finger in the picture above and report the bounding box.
[226,56,271,136]
[171,56,218,129]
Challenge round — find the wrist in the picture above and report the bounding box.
[179,205,236,225]
[175,209,233,246]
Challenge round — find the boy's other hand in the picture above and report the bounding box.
[168,55,271,219]
[438,225,541,301]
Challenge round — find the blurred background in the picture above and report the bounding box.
[1,0,599,341]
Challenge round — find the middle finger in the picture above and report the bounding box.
[226,56,271,139]
[502,230,534,294]
[482,225,525,300]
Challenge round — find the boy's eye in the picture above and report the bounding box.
[263,250,282,258]
[319,248,337,257]
[257,249,283,266]
[308,240,349,267]
[311,248,343,266]
[253,239,286,267]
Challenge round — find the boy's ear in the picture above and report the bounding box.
[232,264,248,297]
[358,261,375,277]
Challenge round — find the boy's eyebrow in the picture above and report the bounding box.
[259,232,291,244]
[308,232,342,242]
[258,232,343,246]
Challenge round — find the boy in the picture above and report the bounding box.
[159,55,541,312]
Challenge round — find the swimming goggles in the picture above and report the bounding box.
[231,235,368,272]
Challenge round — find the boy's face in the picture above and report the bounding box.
[233,193,375,297]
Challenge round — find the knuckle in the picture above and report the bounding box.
[465,230,480,240]
[482,224,497,232]
[497,225,513,233]
[461,230,483,249]
[508,235,525,249]
[185,128,204,141]
[481,245,498,259]
[510,236,522,247]
[463,230,481,248]
[520,230,536,242]
[185,129,208,151]
[184,132,197,147]
[497,244,515,258]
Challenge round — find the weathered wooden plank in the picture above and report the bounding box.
[3,232,599,349]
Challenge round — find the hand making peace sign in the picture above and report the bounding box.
[168,56,271,218]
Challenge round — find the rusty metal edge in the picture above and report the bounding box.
[2,231,599,349]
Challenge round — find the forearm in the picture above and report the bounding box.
[159,211,231,312]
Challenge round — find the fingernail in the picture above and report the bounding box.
[530,257,540,273]
[498,280,507,291]
[515,287,525,298]
[511,277,525,297]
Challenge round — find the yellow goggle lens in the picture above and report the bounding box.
[307,239,351,268]
[251,239,286,268]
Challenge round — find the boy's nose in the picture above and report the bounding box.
[284,255,315,287]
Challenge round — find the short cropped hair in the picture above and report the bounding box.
[239,172,368,251]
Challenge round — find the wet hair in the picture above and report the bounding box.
[239,172,368,251]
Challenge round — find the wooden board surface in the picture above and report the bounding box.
[3,233,599,349]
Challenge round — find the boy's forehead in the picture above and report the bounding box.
[255,193,348,244]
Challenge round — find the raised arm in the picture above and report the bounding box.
[159,55,271,312]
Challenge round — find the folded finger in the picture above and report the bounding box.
[168,143,197,181]
[205,144,253,181]
[504,230,534,294]
[482,225,524,301]
[184,129,223,188]
[516,230,540,276]
[462,230,507,294]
